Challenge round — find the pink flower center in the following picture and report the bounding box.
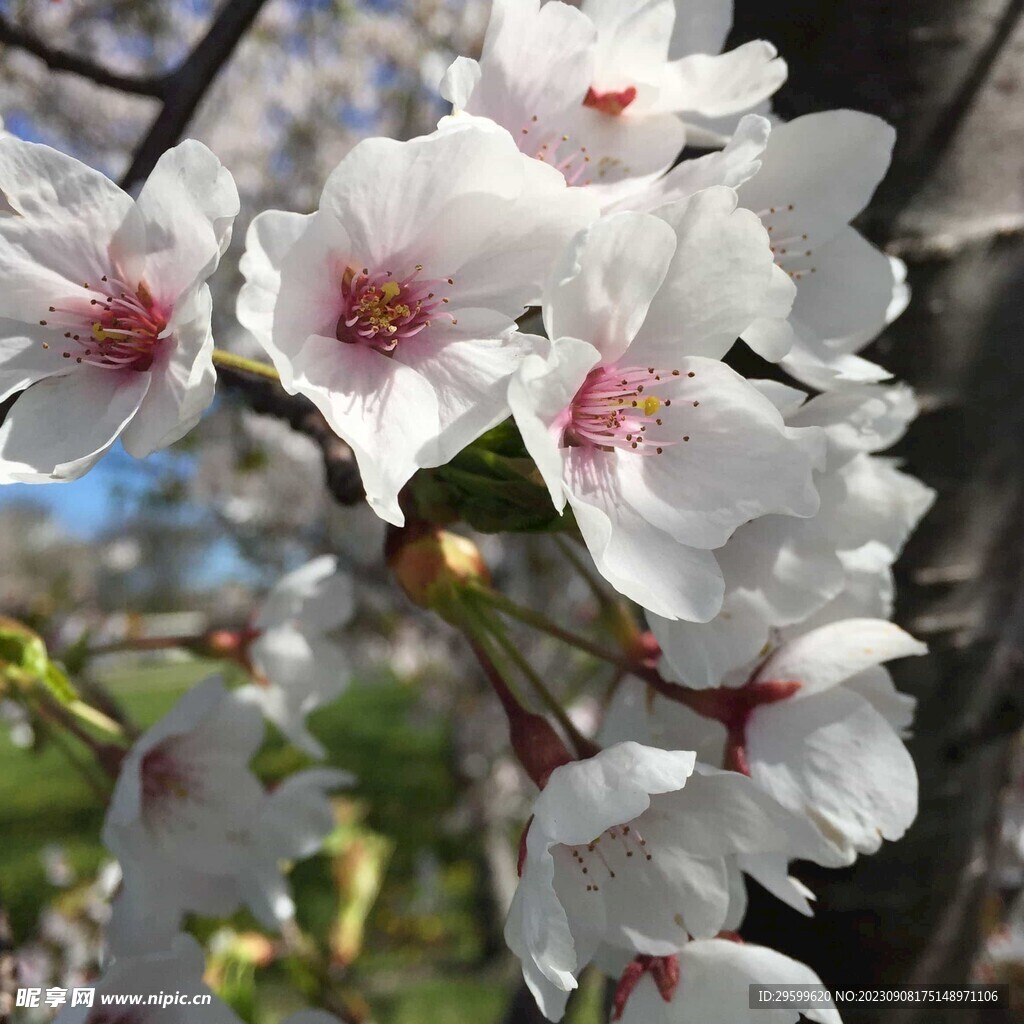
[39,275,168,371]
[565,821,654,895]
[755,202,818,281]
[336,265,455,352]
[563,365,693,455]
[583,85,638,116]
[140,744,195,814]
[518,113,626,187]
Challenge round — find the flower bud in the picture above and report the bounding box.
[386,524,490,622]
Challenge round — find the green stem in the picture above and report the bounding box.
[212,348,281,382]
[469,585,639,674]
[483,617,598,759]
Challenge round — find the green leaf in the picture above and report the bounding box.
[413,419,570,534]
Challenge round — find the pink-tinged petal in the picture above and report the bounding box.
[738,110,895,246]
[783,227,896,342]
[633,187,777,360]
[271,211,353,383]
[752,618,926,696]
[237,209,314,373]
[120,284,216,458]
[565,454,725,621]
[291,335,439,526]
[0,366,150,482]
[0,322,75,402]
[608,114,769,214]
[749,687,918,860]
[543,212,677,361]
[136,140,239,304]
[508,337,602,512]
[669,0,734,59]
[659,40,787,117]
[320,124,525,273]
[613,359,822,550]
[397,318,527,466]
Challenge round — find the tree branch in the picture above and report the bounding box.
[216,364,365,507]
[0,13,167,98]
[120,0,271,190]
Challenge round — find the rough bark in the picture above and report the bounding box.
[730,3,1024,1020]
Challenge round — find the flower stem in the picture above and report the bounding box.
[212,348,281,382]
[553,535,613,608]
[483,615,599,759]
[468,584,638,674]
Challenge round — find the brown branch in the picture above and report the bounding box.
[120,0,271,190]
[0,13,167,98]
[216,363,365,506]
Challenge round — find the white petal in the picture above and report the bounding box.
[0,322,74,402]
[634,187,776,360]
[613,359,822,550]
[320,123,524,272]
[136,140,239,304]
[255,554,353,631]
[533,742,696,846]
[669,0,734,58]
[660,41,786,118]
[508,337,602,512]
[582,0,674,89]
[566,464,725,621]
[607,114,769,214]
[237,209,312,374]
[785,228,896,342]
[0,137,144,323]
[259,767,353,860]
[842,665,916,736]
[542,212,678,361]
[753,618,926,696]
[650,595,770,690]
[0,367,150,482]
[440,55,482,110]
[396,319,528,466]
[738,110,895,245]
[291,334,439,526]
[749,688,918,860]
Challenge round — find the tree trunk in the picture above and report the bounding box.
[731,2,1024,1020]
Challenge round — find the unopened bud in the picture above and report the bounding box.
[386,524,490,621]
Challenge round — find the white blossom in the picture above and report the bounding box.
[508,204,823,621]
[0,138,237,481]
[237,118,597,525]
[103,677,351,955]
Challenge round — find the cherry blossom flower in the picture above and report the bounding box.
[507,204,823,621]
[441,0,784,206]
[233,554,355,757]
[648,382,934,686]
[610,620,926,866]
[102,677,351,955]
[54,934,239,1024]
[55,933,346,1024]
[613,936,841,1024]
[0,137,238,482]
[237,119,596,525]
[613,110,900,372]
[507,743,826,1020]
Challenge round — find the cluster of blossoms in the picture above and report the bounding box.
[0,0,935,1019]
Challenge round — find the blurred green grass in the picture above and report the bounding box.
[0,658,519,1023]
